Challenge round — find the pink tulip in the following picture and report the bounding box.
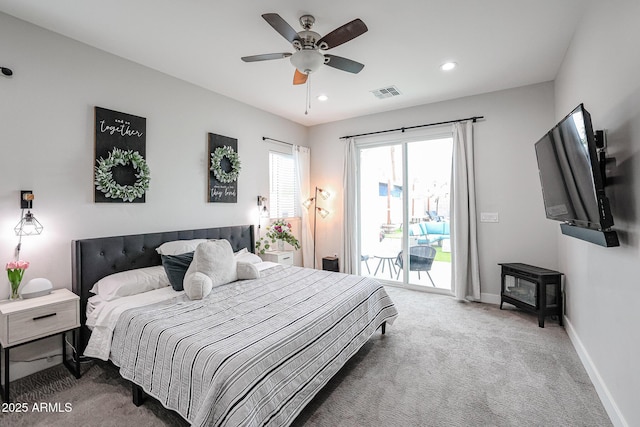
[5,260,29,271]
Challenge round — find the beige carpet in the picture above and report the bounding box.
[0,287,611,427]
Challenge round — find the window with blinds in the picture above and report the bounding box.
[269,151,300,218]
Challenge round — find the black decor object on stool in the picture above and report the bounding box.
[322,256,339,272]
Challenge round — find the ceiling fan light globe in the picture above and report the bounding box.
[290,50,324,74]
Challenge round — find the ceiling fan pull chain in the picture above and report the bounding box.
[305,75,311,115]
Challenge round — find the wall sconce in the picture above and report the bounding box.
[14,191,43,259]
[257,196,269,218]
[257,196,270,238]
[303,187,331,268]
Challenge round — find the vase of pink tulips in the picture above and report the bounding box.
[6,260,29,300]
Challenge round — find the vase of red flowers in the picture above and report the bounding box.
[6,260,29,300]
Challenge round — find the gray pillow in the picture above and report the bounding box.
[160,252,194,291]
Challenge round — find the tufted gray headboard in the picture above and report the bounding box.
[71,224,255,354]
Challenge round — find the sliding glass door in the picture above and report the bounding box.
[358,135,453,291]
[359,144,404,282]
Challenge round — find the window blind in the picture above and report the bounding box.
[269,151,300,218]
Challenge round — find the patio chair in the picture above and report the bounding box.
[394,246,436,286]
[361,255,371,274]
[428,211,443,222]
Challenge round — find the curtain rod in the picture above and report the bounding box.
[262,136,293,146]
[339,115,484,140]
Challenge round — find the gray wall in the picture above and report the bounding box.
[554,2,640,426]
[0,13,306,378]
[308,82,559,302]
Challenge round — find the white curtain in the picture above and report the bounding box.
[341,138,358,274]
[451,121,481,300]
[293,145,314,268]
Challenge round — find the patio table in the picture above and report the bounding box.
[373,253,397,278]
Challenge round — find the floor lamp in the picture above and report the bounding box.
[303,187,330,269]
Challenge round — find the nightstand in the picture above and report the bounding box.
[0,288,80,402]
[259,250,294,266]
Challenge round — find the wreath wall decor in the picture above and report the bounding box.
[94,107,147,203]
[95,148,151,202]
[210,145,241,183]
[208,133,239,203]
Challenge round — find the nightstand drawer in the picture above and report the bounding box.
[278,253,293,265]
[7,300,78,346]
[259,250,294,266]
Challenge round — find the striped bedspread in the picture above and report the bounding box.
[109,265,398,427]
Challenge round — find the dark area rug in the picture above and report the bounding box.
[0,360,188,427]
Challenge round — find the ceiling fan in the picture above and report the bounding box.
[241,13,368,85]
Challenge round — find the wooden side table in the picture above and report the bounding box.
[0,288,81,402]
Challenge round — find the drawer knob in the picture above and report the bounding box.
[33,313,57,321]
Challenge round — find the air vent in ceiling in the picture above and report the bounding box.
[370,86,402,99]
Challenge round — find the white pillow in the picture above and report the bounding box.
[156,239,209,256]
[89,265,170,301]
[237,262,260,280]
[183,240,237,300]
[183,269,212,300]
[235,251,262,264]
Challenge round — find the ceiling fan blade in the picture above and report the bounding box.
[324,55,365,74]
[241,52,292,62]
[317,18,368,50]
[293,69,308,85]
[262,13,300,44]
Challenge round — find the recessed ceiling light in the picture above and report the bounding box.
[317,94,328,101]
[440,62,457,71]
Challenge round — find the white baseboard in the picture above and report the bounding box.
[480,292,500,305]
[564,316,627,427]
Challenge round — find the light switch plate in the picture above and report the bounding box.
[480,212,499,223]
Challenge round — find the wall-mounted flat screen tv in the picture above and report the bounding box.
[534,104,619,246]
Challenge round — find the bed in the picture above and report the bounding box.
[72,225,398,427]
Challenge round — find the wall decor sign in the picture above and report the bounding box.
[94,107,148,203]
[208,133,240,203]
